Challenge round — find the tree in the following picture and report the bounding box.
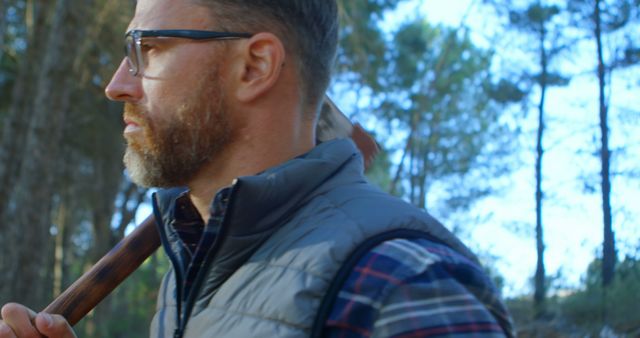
[378,17,520,220]
[568,0,640,289]
[505,1,570,319]
[335,0,404,95]
[0,0,96,308]
[0,0,136,310]
[335,1,524,220]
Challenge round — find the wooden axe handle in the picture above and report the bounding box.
[43,96,379,325]
[43,215,160,325]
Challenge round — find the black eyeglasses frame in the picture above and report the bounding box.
[124,29,253,76]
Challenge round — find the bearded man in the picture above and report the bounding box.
[0,1,514,337]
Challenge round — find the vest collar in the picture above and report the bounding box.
[154,138,364,236]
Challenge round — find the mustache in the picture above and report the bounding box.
[124,103,149,126]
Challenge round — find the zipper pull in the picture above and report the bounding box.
[173,328,183,338]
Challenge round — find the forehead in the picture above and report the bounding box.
[129,0,215,30]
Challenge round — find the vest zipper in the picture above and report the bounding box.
[152,194,186,337]
[175,180,240,338]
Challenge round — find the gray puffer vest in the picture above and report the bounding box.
[149,139,478,338]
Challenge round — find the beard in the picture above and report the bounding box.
[123,70,231,188]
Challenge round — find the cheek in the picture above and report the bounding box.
[140,95,174,144]
[142,73,176,100]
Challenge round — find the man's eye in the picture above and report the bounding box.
[140,42,155,52]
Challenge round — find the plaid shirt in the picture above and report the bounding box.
[172,195,513,337]
[171,188,232,302]
[325,238,514,337]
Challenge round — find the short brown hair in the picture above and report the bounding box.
[196,1,339,111]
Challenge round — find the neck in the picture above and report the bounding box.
[187,101,316,223]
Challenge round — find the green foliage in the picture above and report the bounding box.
[336,0,403,91]
[477,254,506,296]
[622,46,640,66]
[509,3,561,32]
[74,252,170,338]
[568,0,639,32]
[335,3,524,216]
[485,79,528,104]
[504,256,640,336]
[378,18,518,212]
[0,1,25,120]
[568,0,640,70]
[506,1,572,87]
[560,257,640,334]
[364,145,394,192]
[0,51,16,115]
[531,72,571,86]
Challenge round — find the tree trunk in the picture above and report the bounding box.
[0,0,92,308]
[534,19,547,320]
[409,137,417,205]
[0,0,53,304]
[0,0,8,57]
[418,125,437,211]
[52,203,68,298]
[0,1,51,224]
[594,0,615,289]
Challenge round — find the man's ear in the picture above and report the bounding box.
[233,32,286,103]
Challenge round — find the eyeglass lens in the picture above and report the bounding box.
[125,34,139,76]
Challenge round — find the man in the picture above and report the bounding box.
[0,0,514,337]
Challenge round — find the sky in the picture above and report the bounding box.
[379,0,640,297]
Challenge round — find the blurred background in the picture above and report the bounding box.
[0,0,638,336]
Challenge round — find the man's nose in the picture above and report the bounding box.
[105,58,142,102]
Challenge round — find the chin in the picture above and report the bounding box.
[124,147,159,188]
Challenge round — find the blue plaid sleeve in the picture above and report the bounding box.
[324,238,514,337]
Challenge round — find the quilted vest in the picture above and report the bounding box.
[149,139,478,338]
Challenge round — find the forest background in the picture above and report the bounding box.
[0,0,638,337]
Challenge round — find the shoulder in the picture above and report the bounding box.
[313,183,481,264]
[324,237,514,338]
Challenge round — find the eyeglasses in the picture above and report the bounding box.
[124,29,253,76]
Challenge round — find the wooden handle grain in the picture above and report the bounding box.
[43,215,160,326]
